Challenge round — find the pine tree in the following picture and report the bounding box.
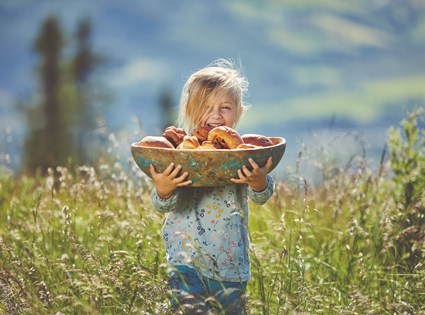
[159,87,175,131]
[73,17,103,164]
[23,15,105,174]
[23,15,73,174]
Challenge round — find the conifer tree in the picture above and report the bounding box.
[23,15,104,174]
[23,15,73,174]
[73,17,103,164]
[159,87,175,130]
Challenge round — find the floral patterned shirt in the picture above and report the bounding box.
[151,176,274,282]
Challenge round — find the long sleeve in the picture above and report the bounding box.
[151,188,181,213]
[247,175,274,205]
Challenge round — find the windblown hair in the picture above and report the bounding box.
[177,59,249,132]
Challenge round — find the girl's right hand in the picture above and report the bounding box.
[150,163,192,199]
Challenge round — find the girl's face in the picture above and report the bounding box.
[199,92,239,128]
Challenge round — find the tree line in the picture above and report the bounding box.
[22,15,104,175]
[21,15,175,175]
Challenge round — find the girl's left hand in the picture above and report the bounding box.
[231,157,273,191]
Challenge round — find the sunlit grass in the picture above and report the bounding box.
[0,108,424,314]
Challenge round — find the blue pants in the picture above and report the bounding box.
[169,265,247,314]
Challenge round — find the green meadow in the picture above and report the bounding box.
[0,108,424,314]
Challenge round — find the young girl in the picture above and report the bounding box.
[150,59,274,314]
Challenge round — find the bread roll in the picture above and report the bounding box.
[241,134,273,147]
[191,125,214,143]
[237,143,258,149]
[138,136,174,149]
[208,126,243,149]
[201,140,221,150]
[163,126,187,148]
[177,135,201,149]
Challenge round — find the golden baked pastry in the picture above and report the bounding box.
[177,135,201,149]
[163,126,187,148]
[138,136,174,149]
[208,126,243,149]
[241,134,273,147]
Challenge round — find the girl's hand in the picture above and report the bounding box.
[231,157,273,191]
[150,163,192,199]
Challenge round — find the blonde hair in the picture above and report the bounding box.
[177,59,249,132]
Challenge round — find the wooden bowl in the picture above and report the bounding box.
[131,137,286,187]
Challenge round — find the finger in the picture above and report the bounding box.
[149,164,157,176]
[230,178,243,184]
[242,165,252,177]
[248,158,259,170]
[177,179,192,187]
[263,157,273,172]
[170,164,182,178]
[237,169,247,181]
[174,171,192,186]
[174,171,189,183]
[163,162,175,176]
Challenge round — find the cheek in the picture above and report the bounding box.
[199,116,208,126]
[198,112,210,126]
[225,112,238,124]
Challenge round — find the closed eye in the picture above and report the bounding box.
[221,104,233,110]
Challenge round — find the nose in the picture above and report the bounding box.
[210,106,221,118]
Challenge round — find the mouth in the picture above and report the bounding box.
[206,123,223,127]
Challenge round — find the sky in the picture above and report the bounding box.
[1,0,425,175]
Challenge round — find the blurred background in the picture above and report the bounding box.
[1,0,424,180]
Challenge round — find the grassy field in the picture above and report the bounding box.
[0,109,424,314]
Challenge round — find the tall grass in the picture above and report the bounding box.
[0,108,424,314]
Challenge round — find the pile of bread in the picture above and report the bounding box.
[137,125,274,150]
